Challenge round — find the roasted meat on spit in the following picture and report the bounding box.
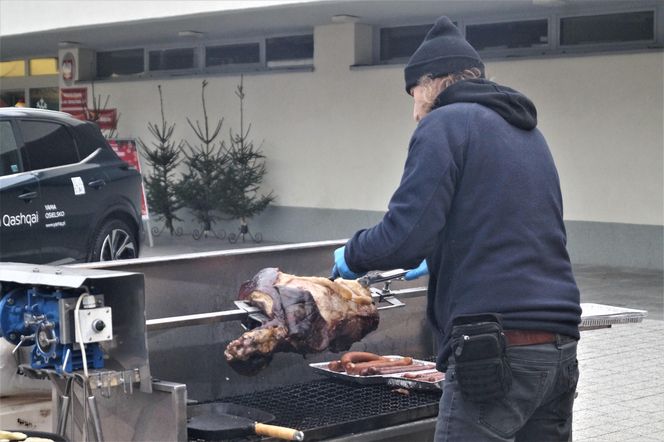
[224,268,379,375]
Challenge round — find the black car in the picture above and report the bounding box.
[0,108,142,264]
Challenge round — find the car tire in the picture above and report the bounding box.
[88,218,138,262]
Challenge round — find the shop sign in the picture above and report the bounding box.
[95,109,118,130]
[107,139,150,220]
[60,88,87,110]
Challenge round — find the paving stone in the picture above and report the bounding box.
[574,319,664,441]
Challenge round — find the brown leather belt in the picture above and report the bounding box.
[503,330,557,347]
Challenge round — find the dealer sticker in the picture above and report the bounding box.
[71,177,85,195]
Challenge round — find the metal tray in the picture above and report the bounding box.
[580,303,648,327]
[309,361,388,385]
[385,369,444,391]
[309,356,437,386]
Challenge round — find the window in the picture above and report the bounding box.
[0,60,25,78]
[0,121,20,176]
[380,24,432,61]
[149,48,196,71]
[266,35,313,67]
[97,49,144,78]
[466,19,548,51]
[206,43,260,67]
[29,58,58,76]
[73,123,107,159]
[560,11,654,46]
[0,90,25,108]
[18,121,79,171]
[29,87,59,111]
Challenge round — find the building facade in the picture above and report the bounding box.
[1,0,662,268]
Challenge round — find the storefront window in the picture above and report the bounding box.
[0,90,25,107]
[29,87,59,110]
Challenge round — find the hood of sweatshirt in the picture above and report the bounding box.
[433,78,538,130]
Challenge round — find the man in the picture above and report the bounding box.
[331,16,581,441]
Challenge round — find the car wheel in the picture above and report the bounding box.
[89,218,138,261]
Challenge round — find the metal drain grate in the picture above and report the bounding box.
[213,379,441,440]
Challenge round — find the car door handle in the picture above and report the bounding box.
[18,191,38,201]
[88,179,106,189]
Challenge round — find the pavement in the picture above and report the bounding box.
[573,265,663,442]
[140,237,664,441]
[575,319,664,441]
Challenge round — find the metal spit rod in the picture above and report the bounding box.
[145,287,426,332]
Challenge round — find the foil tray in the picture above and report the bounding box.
[309,356,440,389]
[384,370,444,391]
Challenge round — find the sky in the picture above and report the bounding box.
[0,0,319,36]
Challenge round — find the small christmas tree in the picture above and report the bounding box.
[138,85,183,236]
[223,76,275,243]
[176,80,228,239]
[83,81,120,139]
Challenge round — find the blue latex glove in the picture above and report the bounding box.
[331,246,364,279]
[404,260,428,281]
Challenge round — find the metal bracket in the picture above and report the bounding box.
[376,295,406,310]
[234,300,269,330]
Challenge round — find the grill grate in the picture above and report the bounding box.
[212,379,441,441]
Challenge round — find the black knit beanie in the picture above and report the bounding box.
[404,16,485,93]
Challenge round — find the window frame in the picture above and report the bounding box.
[557,8,658,52]
[371,3,662,66]
[264,32,314,69]
[377,23,434,64]
[148,45,200,74]
[463,16,551,55]
[204,38,264,73]
[17,119,81,172]
[95,47,147,79]
[0,119,25,176]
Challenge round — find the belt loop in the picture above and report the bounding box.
[555,333,564,349]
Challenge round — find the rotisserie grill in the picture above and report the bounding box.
[224,268,379,375]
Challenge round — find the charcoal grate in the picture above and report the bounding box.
[210,379,441,440]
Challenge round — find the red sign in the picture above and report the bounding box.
[95,109,118,130]
[108,139,149,221]
[60,87,87,110]
[65,108,118,131]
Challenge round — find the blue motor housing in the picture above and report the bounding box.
[0,286,104,373]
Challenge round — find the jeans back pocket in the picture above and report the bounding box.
[477,366,549,438]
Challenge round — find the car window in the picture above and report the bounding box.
[0,121,21,176]
[73,122,108,159]
[19,120,79,171]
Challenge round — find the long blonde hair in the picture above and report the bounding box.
[417,68,483,115]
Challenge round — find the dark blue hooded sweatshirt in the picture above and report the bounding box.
[345,79,581,370]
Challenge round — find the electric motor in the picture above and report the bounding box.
[0,285,112,373]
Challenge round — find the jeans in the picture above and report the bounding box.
[435,335,579,442]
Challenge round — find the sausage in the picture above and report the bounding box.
[347,357,414,376]
[402,371,445,382]
[364,363,436,375]
[327,360,344,372]
[340,351,383,366]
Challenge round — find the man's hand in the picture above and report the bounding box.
[331,246,365,279]
[404,260,428,281]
